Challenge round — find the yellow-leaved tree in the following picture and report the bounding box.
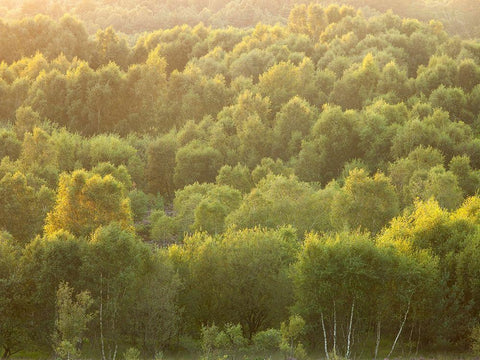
[44,170,133,237]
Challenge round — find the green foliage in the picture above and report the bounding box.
[252,329,282,352]
[227,175,333,234]
[297,105,362,184]
[0,171,52,245]
[216,164,253,193]
[201,323,247,359]
[331,169,399,234]
[2,2,480,357]
[53,282,93,360]
[0,232,31,359]
[146,133,177,197]
[280,315,305,358]
[174,141,222,189]
[123,348,140,360]
[171,227,297,337]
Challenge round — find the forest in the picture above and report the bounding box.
[2,0,480,359]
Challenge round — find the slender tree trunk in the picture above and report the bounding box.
[346,299,355,359]
[100,273,106,360]
[97,108,101,133]
[374,319,381,360]
[2,346,11,360]
[321,310,329,360]
[112,300,117,360]
[408,322,415,354]
[415,325,421,356]
[388,300,411,358]
[333,301,337,357]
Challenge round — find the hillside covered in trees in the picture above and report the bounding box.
[1,0,480,37]
[2,1,480,360]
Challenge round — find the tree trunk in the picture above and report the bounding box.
[374,319,381,360]
[100,273,106,360]
[415,325,421,356]
[346,299,355,359]
[321,310,329,360]
[333,301,337,357]
[2,346,11,360]
[388,300,411,358]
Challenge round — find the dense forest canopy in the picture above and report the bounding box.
[0,0,479,37]
[2,1,480,360]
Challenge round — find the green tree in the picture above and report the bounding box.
[192,185,242,235]
[171,227,298,337]
[280,315,306,359]
[173,141,222,189]
[20,231,85,349]
[80,223,149,360]
[273,96,316,160]
[146,133,177,197]
[0,232,30,359]
[331,169,399,234]
[0,172,49,245]
[122,250,181,356]
[226,175,334,235]
[216,164,253,194]
[0,129,21,161]
[53,282,94,360]
[296,105,362,184]
[449,155,480,197]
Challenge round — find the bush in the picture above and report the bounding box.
[471,325,480,355]
[124,348,141,360]
[253,329,282,352]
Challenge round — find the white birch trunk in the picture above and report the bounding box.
[387,300,411,358]
[321,310,329,360]
[346,299,355,359]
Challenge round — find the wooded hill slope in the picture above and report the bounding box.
[1,0,479,36]
[2,4,480,360]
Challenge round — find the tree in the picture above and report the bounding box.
[331,169,399,234]
[173,141,222,189]
[296,105,362,184]
[0,129,21,161]
[449,155,480,197]
[124,250,181,356]
[171,227,298,338]
[216,164,253,194]
[226,175,334,235]
[81,223,148,360]
[87,134,137,167]
[146,133,177,197]
[273,96,316,160]
[0,172,49,245]
[280,315,306,359]
[330,54,380,110]
[429,86,469,122]
[388,146,444,206]
[170,183,241,237]
[192,185,242,235]
[53,282,94,360]
[422,166,463,210]
[0,232,30,359]
[295,231,438,358]
[45,170,133,238]
[91,27,130,70]
[20,231,85,348]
